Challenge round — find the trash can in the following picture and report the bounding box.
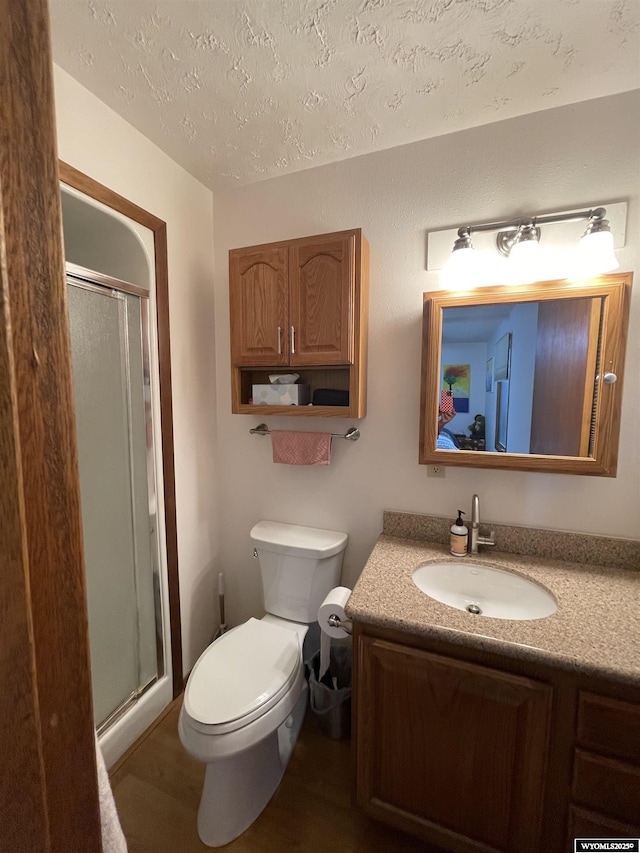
[308,645,352,740]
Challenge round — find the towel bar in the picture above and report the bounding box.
[250,423,360,441]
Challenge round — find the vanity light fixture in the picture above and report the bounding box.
[445,226,476,280]
[445,206,619,286]
[497,220,540,260]
[575,209,620,276]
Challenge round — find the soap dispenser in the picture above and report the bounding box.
[450,510,468,557]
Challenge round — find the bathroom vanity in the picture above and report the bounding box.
[348,514,640,853]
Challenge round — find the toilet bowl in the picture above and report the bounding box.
[179,617,308,846]
[179,521,348,847]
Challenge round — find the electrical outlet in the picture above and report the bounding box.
[427,464,446,478]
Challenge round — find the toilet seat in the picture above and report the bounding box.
[184,618,301,735]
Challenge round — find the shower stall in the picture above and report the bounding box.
[61,184,174,767]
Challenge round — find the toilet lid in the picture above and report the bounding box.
[184,618,301,727]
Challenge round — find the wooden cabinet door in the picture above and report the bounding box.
[356,637,552,853]
[230,246,288,365]
[289,233,355,366]
[529,297,600,456]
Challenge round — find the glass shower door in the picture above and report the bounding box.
[67,278,160,729]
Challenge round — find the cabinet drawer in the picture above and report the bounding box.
[568,805,640,839]
[577,692,640,763]
[572,749,640,826]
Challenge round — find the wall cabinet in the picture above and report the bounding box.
[354,624,640,853]
[229,229,369,417]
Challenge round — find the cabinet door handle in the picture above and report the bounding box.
[277,326,282,355]
[290,325,295,354]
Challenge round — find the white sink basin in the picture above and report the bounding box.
[412,561,557,621]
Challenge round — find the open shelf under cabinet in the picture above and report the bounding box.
[232,365,364,418]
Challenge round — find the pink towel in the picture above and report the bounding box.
[271,430,332,465]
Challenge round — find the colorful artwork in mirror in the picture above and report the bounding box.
[442,363,470,413]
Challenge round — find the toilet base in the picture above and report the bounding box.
[196,682,308,847]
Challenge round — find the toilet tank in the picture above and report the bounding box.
[250,521,348,623]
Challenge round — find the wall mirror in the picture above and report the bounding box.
[419,272,632,475]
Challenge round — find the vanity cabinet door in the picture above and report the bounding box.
[355,636,552,853]
[229,245,289,366]
[289,233,355,366]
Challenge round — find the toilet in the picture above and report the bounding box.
[178,520,348,847]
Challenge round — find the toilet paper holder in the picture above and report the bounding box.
[327,613,352,635]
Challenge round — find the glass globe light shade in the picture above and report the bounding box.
[576,229,619,275]
[443,246,479,289]
[508,235,541,283]
[509,235,540,263]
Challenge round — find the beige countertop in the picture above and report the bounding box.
[346,534,640,685]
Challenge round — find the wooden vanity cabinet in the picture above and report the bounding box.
[355,632,551,853]
[229,229,369,417]
[354,624,640,853]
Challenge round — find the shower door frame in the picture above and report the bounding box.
[60,162,183,698]
[67,270,167,732]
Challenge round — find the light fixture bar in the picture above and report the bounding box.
[427,202,627,273]
[459,206,607,237]
[441,204,621,285]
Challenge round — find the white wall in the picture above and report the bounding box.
[52,67,640,666]
[212,91,640,629]
[53,66,218,673]
[489,303,539,454]
[504,303,538,454]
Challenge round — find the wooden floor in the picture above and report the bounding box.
[110,696,428,852]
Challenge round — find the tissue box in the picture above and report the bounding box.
[252,384,310,406]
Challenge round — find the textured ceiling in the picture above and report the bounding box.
[49,0,640,191]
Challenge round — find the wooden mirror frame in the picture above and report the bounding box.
[419,272,632,476]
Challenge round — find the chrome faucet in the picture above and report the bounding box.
[470,494,495,555]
